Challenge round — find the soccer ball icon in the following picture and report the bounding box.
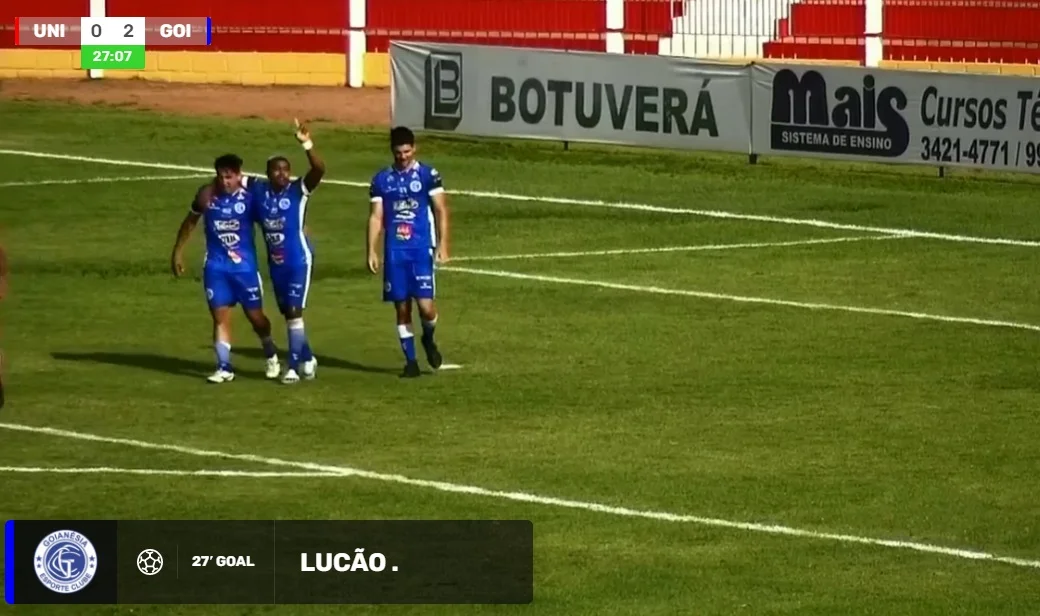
[136,549,163,576]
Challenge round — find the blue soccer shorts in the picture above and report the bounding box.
[270,263,312,311]
[383,251,435,303]
[203,268,263,311]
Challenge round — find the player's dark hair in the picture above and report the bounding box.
[213,153,243,173]
[390,126,415,148]
[266,155,290,172]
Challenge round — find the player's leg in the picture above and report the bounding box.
[235,271,280,379]
[204,269,237,383]
[209,306,235,382]
[276,265,315,384]
[384,259,420,378]
[395,300,420,378]
[412,255,442,370]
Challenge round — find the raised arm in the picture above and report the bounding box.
[367,182,384,274]
[171,184,211,277]
[429,168,450,263]
[293,119,326,193]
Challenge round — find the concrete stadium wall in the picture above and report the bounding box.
[0,49,351,86]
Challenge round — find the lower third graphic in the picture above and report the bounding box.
[34,530,98,594]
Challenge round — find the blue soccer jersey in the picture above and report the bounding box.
[369,162,443,254]
[245,176,314,269]
[195,186,263,310]
[198,187,259,273]
[370,162,443,303]
[245,176,314,310]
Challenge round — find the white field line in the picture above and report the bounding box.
[0,148,1037,248]
[452,235,908,262]
[440,266,1040,332]
[0,465,339,478]
[1,422,1038,570]
[0,173,210,188]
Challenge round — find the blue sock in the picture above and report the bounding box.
[215,341,232,371]
[398,325,417,363]
[260,336,277,359]
[301,341,314,363]
[421,316,437,344]
[287,319,307,370]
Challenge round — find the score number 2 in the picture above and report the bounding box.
[88,23,135,37]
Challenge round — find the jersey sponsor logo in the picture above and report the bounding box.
[264,232,286,246]
[392,198,419,222]
[263,217,286,231]
[213,219,240,231]
[228,250,243,264]
[395,224,413,240]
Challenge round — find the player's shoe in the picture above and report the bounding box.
[301,357,317,380]
[400,360,421,378]
[207,369,235,384]
[265,356,281,380]
[281,369,301,384]
[421,338,443,370]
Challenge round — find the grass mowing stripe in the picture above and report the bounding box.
[440,266,1040,332]
[450,235,907,262]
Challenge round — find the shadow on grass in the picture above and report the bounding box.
[50,351,268,380]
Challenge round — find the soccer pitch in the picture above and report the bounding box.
[1,98,1039,614]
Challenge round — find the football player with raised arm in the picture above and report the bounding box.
[244,120,325,384]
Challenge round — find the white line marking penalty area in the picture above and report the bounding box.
[1,422,1037,570]
[0,148,1037,248]
[0,465,341,478]
[0,173,211,188]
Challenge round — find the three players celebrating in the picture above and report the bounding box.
[171,122,450,383]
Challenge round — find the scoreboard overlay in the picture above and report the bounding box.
[14,17,212,69]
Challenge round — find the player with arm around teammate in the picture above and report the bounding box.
[170,154,281,383]
[367,126,450,378]
[244,120,325,384]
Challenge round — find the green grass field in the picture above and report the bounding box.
[1,98,1039,614]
